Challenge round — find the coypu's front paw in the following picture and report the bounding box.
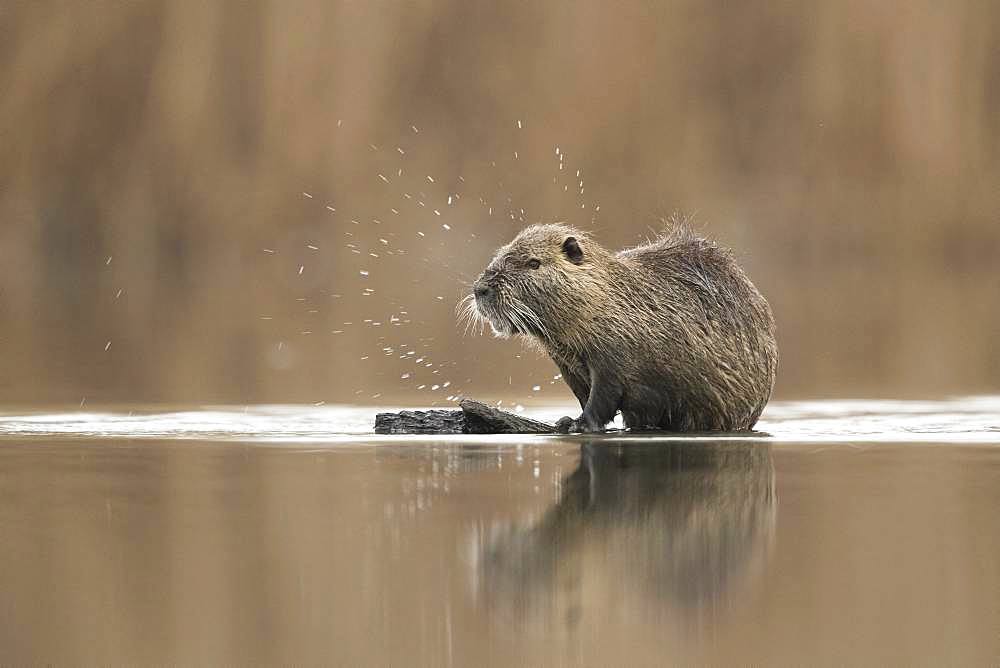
[555,416,581,433]
[555,416,600,433]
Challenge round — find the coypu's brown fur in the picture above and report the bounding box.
[460,223,777,432]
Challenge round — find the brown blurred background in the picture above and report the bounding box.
[1,0,998,406]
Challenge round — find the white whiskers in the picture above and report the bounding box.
[455,293,486,337]
[455,288,549,341]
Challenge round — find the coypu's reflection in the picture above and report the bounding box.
[475,440,775,622]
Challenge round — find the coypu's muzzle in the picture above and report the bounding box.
[471,280,504,336]
[473,280,495,305]
[465,263,547,339]
[470,274,519,337]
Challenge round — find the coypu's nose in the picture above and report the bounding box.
[474,283,494,301]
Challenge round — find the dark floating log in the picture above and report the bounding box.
[374,408,465,435]
[458,399,558,434]
[374,399,557,435]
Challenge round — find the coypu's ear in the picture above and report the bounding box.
[562,236,584,264]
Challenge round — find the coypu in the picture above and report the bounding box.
[460,223,777,432]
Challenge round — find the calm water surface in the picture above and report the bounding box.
[0,399,998,665]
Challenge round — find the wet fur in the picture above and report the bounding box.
[461,223,778,432]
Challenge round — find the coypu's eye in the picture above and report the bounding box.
[527,258,541,270]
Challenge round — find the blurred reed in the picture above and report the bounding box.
[1,0,998,405]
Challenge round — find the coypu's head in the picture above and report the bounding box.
[460,223,596,340]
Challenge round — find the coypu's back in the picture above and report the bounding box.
[613,227,777,430]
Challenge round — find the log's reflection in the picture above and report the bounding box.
[474,440,775,623]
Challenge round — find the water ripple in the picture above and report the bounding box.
[0,397,998,444]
